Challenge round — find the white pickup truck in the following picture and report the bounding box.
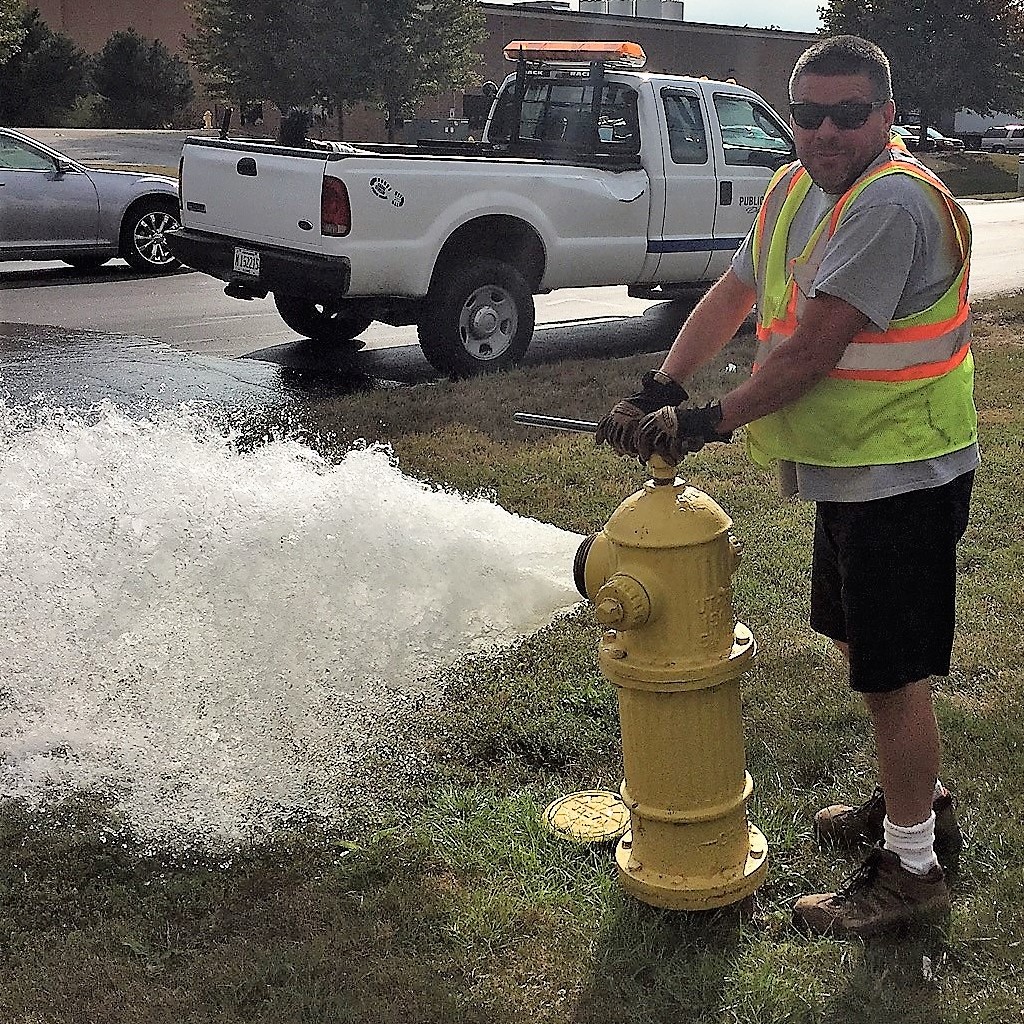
[168,40,794,375]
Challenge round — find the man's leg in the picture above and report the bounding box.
[863,678,939,828]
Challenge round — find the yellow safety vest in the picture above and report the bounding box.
[746,144,977,468]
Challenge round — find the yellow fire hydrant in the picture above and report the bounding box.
[574,455,768,910]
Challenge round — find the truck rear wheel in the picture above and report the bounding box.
[274,294,373,344]
[417,259,535,376]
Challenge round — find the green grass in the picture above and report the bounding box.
[2,304,1023,1021]
[919,151,1020,197]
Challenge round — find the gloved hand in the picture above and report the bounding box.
[595,370,688,456]
[635,401,733,464]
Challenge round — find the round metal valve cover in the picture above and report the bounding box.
[543,790,630,844]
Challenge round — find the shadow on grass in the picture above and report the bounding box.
[571,896,748,1023]
[820,930,952,1024]
[0,797,524,1024]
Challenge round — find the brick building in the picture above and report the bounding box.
[30,0,815,140]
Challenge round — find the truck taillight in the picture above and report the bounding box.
[321,175,351,236]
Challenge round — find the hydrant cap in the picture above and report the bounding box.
[604,483,732,549]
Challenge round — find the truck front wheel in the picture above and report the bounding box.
[418,260,535,376]
[274,294,373,344]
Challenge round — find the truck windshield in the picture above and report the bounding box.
[490,79,640,154]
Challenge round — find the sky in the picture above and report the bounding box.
[482,1,822,33]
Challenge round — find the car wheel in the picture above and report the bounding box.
[417,259,534,376]
[62,255,111,270]
[122,199,181,272]
[273,293,373,343]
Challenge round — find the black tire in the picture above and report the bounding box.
[121,199,181,272]
[273,293,373,343]
[417,259,534,375]
[62,255,111,271]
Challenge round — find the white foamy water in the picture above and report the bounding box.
[0,400,582,847]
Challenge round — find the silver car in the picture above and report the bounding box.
[0,126,181,272]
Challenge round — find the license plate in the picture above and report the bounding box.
[232,247,260,276]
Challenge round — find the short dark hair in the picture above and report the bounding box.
[789,35,893,103]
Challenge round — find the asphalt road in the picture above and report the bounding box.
[17,127,209,169]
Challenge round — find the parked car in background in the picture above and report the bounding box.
[891,125,916,148]
[980,125,1024,154]
[894,124,965,152]
[0,126,181,271]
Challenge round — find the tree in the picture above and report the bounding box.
[186,0,370,122]
[368,0,485,142]
[0,0,23,64]
[91,29,194,128]
[185,0,484,141]
[0,7,90,125]
[821,0,1024,133]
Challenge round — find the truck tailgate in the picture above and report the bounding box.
[179,140,330,253]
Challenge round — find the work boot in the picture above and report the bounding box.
[793,847,950,938]
[814,786,963,873]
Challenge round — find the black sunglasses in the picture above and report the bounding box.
[789,100,886,130]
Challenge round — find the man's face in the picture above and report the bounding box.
[790,72,895,194]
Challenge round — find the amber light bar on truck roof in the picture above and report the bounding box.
[502,40,647,68]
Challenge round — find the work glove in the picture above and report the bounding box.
[635,401,732,465]
[595,370,688,456]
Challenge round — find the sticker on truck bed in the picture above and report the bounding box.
[369,176,405,208]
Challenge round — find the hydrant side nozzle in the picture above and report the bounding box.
[574,534,597,598]
[574,531,612,600]
[594,574,651,630]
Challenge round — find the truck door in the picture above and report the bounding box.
[649,88,717,283]
[706,92,794,278]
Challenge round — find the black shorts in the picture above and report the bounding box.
[810,471,974,694]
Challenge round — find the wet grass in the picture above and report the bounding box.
[2,307,1023,1021]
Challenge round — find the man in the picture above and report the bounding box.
[597,35,977,938]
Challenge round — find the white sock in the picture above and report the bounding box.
[883,812,939,875]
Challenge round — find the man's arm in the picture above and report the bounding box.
[717,291,870,434]
[659,269,757,384]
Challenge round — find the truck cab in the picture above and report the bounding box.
[482,40,793,290]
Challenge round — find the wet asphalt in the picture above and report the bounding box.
[0,319,397,416]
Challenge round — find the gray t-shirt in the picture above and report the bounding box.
[731,150,979,501]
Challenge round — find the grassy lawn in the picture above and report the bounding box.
[2,292,1022,1022]
[918,151,1020,198]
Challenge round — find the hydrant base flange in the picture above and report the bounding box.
[614,823,769,911]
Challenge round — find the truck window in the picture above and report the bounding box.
[491,79,640,154]
[713,94,793,170]
[661,89,708,165]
